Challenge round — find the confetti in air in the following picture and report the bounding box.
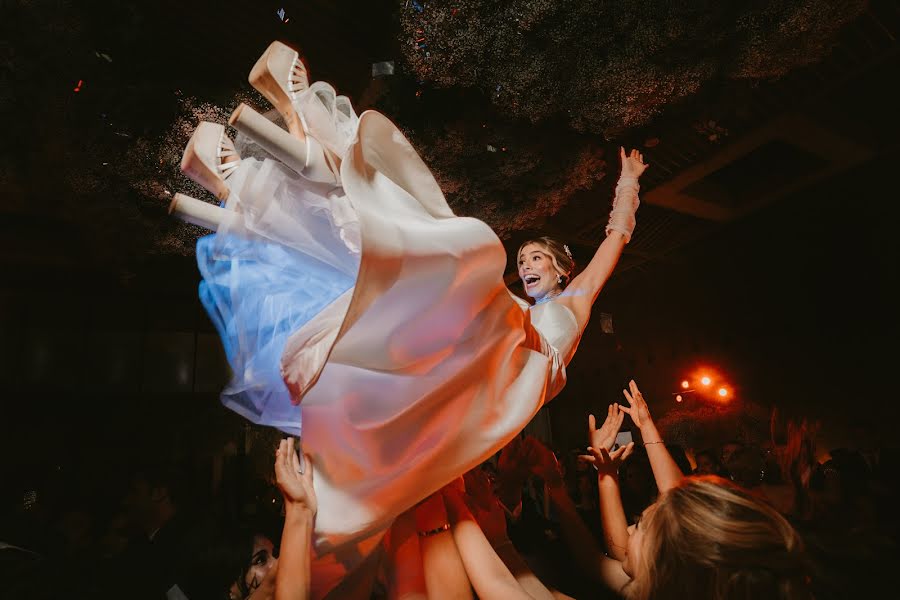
[73,79,83,92]
[276,7,288,22]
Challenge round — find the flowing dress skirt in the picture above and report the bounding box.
[196,83,572,597]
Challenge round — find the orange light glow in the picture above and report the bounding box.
[718,387,728,397]
[681,380,689,389]
[675,394,683,402]
[701,376,712,386]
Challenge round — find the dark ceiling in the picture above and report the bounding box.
[1,0,895,276]
[1,1,899,460]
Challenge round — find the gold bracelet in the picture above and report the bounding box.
[418,523,450,537]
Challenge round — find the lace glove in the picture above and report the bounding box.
[605,176,640,243]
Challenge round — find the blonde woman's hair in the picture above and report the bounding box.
[517,237,575,287]
[627,476,811,600]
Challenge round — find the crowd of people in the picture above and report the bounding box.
[3,380,897,599]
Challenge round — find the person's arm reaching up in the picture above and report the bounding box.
[618,380,684,493]
[415,489,473,600]
[576,439,636,596]
[575,405,631,561]
[561,148,647,328]
[442,483,535,600]
[273,438,315,600]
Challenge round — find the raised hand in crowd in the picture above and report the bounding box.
[617,380,653,431]
[275,438,316,516]
[273,438,315,600]
[579,443,635,479]
[618,380,683,493]
[576,406,633,563]
[589,402,626,453]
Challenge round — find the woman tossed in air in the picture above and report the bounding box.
[172,40,646,595]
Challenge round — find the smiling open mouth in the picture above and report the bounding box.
[524,275,540,286]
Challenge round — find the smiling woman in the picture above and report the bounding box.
[170,41,645,597]
[518,237,575,302]
[513,148,647,340]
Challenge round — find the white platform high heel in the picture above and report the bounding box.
[248,41,310,141]
[229,103,336,184]
[168,192,231,230]
[179,121,241,201]
[246,41,339,183]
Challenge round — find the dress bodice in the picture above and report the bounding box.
[529,300,580,365]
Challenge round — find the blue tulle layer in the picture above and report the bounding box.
[197,231,355,435]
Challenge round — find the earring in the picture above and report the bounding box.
[557,274,563,285]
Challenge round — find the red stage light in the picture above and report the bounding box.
[675,394,683,402]
[681,380,689,389]
[701,376,711,386]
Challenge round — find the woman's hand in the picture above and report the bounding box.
[274,438,317,516]
[617,380,654,433]
[578,443,635,478]
[618,380,682,492]
[589,404,625,453]
[619,147,648,179]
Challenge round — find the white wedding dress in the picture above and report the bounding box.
[196,82,582,597]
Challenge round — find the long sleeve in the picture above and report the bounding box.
[605,176,640,242]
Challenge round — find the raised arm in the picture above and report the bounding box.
[575,405,632,562]
[273,438,316,600]
[569,408,639,597]
[618,380,684,493]
[563,148,647,324]
[442,485,536,600]
[415,490,473,600]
